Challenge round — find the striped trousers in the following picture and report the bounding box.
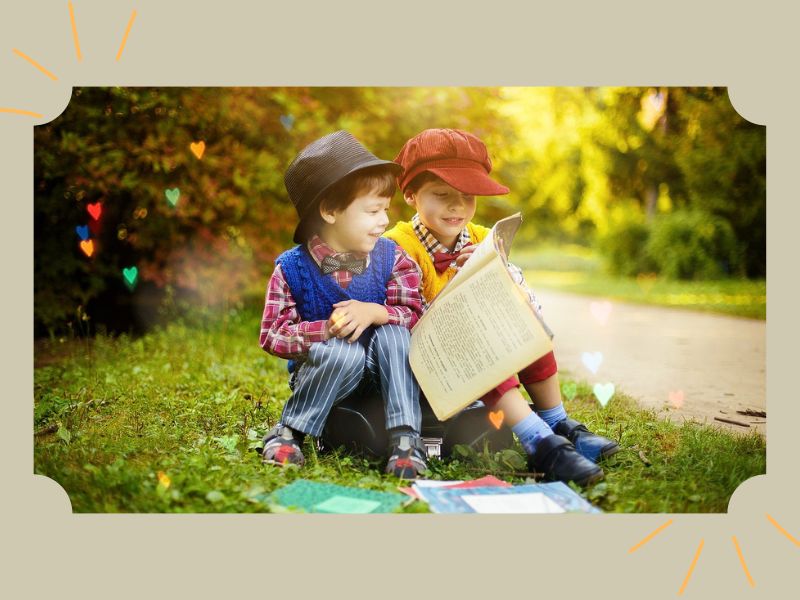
[280,324,421,437]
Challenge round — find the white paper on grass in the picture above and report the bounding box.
[461,492,566,514]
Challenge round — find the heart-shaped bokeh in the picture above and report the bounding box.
[122,266,138,290]
[581,351,603,374]
[87,202,102,221]
[157,471,171,489]
[190,140,205,159]
[562,381,578,401]
[79,239,94,257]
[165,187,180,207]
[636,272,658,294]
[669,390,685,409]
[280,114,295,131]
[75,225,89,240]
[593,382,615,407]
[590,300,612,325]
[489,410,505,430]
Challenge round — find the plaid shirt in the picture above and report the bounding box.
[411,213,543,313]
[259,235,423,359]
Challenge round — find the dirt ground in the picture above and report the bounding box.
[536,289,766,436]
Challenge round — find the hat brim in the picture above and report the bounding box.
[292,158,403,244]
[425,166,510,196]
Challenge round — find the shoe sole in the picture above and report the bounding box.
[532,464,605,487]
[577,468,605,486]
[540,467,604,487]
[599,442,621,460]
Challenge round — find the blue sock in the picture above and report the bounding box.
[511,411,554,456]
[536,403,568,430]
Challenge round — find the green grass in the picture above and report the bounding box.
[512,244,766,320]
[34,307,765,513]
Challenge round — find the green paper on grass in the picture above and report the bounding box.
[313,495,382,514]
[267,479,406,513]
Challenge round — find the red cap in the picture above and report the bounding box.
[394,128,509,195]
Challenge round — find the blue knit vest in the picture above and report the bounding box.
[277,237,396,372]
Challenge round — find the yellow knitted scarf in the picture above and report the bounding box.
[384,220,490,304]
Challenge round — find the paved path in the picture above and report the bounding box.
[536,289,766,435]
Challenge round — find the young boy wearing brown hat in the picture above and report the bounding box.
[385,128,619,486]
[259,130,428,479]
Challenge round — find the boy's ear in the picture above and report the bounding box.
[319,202,337,225]
[403,191,416,208]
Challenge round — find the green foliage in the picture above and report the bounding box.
[599,218,657,277]
[598,206,742,280]
[502,87,764,276]
[645,210,740,280]
[671,89,766,277]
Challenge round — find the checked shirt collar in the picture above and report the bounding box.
[411,213,471,258]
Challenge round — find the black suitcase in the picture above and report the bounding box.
[319,388,514,459]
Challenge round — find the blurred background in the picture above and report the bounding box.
[33,87,765,337]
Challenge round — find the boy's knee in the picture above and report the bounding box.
[311,337,365,373]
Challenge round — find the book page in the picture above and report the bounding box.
[433,230,495,303]
[410,255,553,421]
[492,212,522,260]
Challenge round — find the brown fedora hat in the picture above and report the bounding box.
[285,130,402,243]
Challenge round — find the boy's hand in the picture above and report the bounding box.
[455,244,477,268]
[328,300,389,343]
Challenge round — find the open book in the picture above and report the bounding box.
[409,213,554,421]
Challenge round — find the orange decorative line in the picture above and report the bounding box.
[677,539,704,596]
[628,519,674,553]
[12,49,58,81]
[766,513,800,546]
[68,1,82,61]
[731,536,755,588]
[116,9,137,61]
[0,107,44,118]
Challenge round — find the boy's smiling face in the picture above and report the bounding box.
[405,179,477,250]
[319,191,392,255]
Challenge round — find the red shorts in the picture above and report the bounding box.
[481,351,558,408]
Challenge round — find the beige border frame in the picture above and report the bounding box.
[2,1,797,598]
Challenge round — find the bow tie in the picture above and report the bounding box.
[431,243,473,274]
[320,254,368,275]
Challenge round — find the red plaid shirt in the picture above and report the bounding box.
[259,236,423,359]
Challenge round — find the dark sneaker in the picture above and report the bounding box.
[529,434,604,487]
[386,434,428,480]
[262,425,305,467]
[553,417,620,463]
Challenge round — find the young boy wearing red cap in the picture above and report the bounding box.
[385,128,619,486]
[259,130,428,479]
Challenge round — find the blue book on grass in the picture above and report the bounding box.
[422,482,601,514]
